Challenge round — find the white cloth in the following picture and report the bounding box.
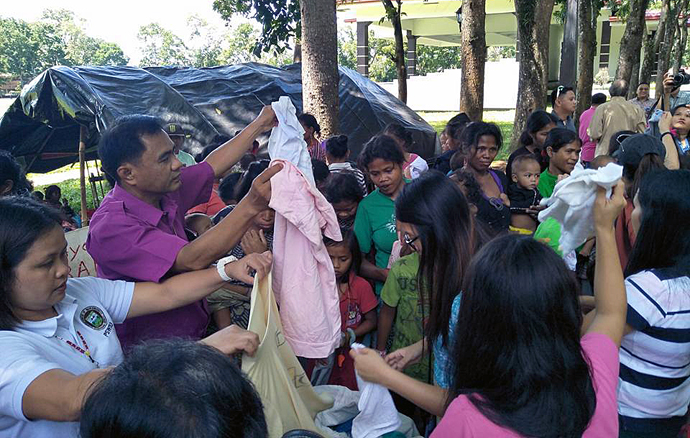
[407,155,429,179]
[351,344,401,438]
[538,162,622,255]
[268,96,315,186]
[0,277,134,438]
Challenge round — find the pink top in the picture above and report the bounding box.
[269,160,342,358]
[579,106,598,162]
[432,333,619,437]
[86,162,214,348]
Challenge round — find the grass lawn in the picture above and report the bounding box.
[419,110,514,161]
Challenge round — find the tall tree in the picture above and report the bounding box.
[654,0,681,92]
[381,0,407,103]
[639,0,668,86]
[459,0,487,121]
[212,0,301,60]
[615,0,651,85]
[576,0,602,118]
[673,0,690,71]
[137,23,192,66]
[300,0,339,138]
[510,0,556,150]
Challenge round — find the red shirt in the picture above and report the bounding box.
[187,182,226,216]
[339,272,378,332]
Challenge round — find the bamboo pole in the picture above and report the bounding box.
[79,125,89,226]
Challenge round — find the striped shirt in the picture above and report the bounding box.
[618,269,690,428]
[328,162,368,195]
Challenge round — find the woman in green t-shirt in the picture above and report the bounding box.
[353,135,407,294]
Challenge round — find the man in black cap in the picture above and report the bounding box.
[164,123,196,166]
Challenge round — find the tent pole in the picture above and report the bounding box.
[79,125,89,226]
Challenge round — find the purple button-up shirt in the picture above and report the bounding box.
[86,162,214,349]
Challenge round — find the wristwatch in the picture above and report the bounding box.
[216,256,238,282]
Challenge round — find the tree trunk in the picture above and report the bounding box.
[382,0,407,103]
[293,43,302,63]
[640,0,669,85]
[300,0,339,138]
[616,0,651,84]
[673,0,690,72]
[510,0,556,151]
[656,0,680,92]
[576,0,597,119]
[459,0,487,121]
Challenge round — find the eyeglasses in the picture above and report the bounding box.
[403,233,420,252]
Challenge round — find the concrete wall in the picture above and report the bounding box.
[377,59,520,111]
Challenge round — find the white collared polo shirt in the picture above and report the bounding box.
[0,277,134,438]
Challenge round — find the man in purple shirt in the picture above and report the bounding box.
[87,108,280,349]
[579,93,607,164]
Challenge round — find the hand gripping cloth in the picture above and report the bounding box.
[538,162,623,255]
[242,273,334,437]
[269,159,342,358]
[268,96,315,186]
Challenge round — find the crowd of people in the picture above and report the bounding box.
[0,71,689,438]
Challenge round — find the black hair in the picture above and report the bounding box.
[99,115,163,184]
[550,85,574,107]
[32,191,44,201]
[0,197,63,330]
[449,151,465,171]
[324,227,362,283]
[608,130,636,157]
[80,340,267,438]
[357,135,405,171]
[444,113,472,144]
[671,104,690,116]
[323,172,364,205]
[0,150,33,196]
[449,234,595,437]
[519,110,558,147]
[638,81,650,87]
[449,168,482,207]
[383,123,414,152]
[195,135,231,163]
[623,154,665,200]
[511,154,540,175]
[218,173,242,204]
[234,160,269,202]
[459,122,503,156]
[298,113,321,137]
[325,135,349,160]
[544,128,580,153]
[626,170,690,278]
[45,185,61,201]
[396,171,477,346]
[239,153,257,171]
[312,159,331,185]
[592,93,607,105]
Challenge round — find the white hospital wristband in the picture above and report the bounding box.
[216,256,238,282]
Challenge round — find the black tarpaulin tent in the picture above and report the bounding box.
[0,62,439,221]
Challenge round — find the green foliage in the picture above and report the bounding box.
[0,10,128,84]
[138,23,192,66]
[487,46,516,62]
[338,27,357,70]
[212,0,300,55]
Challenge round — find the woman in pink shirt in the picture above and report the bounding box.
[351,180,628,437]
[432,182,627,437]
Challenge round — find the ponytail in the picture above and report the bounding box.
[519,130,534,146]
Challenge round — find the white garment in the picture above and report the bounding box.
[407,155,429,179]
[268,96,315,186]
[351,344,401,438]
[538,162,622,255]
[0,277,134,438]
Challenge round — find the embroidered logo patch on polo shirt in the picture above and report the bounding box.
[80,306,107,330]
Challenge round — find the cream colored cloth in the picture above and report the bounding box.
[242,273,334,437]
[588,96,646,157]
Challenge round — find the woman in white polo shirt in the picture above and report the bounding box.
[0,196,272,438]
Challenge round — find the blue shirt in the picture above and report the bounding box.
[433,293,462,389]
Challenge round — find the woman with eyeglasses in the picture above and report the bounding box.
[657,105,687,169]
[458,122,511,233]
[353,172,487,422]
[354,135,407,296]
